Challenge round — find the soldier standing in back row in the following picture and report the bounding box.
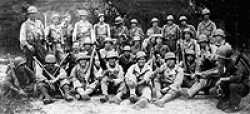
[179,16,196,39]
[129,19,144,40]
[197,8,216,41]
[20,6,46,69]
[94,13,111,49]
[146,17,162,37]
[73,10,95,47]
[162,15,180,52]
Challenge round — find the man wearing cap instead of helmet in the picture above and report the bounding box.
[36,54,73,104]
[119,45,136,73]
[208,45,249,113]
[146,17,162,37]
[2,56,36,97]
[129,19,144,40]
[125,51,153,108]
[153,52,184,107]
[100,51,126,104]
[162,15,181,52]
[70,53,98,100]
[94,13,111,49]
[73,9,95,46]
[179,15,196,39]
[81,37,95,55]
[20,5,46,69]
[99,37,116,59]
[111,16,129,46]
[197,8,216,39]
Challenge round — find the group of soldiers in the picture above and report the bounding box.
[2,5,250,113]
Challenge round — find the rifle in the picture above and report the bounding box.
[85,45,96,83]
[133,69,150,86]
[33,57,65,97]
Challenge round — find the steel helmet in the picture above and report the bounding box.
[183,28,192,35]
[214,29,226,37]
[202,8,211,15]
[115,16,123,24]
[133,36,141,41]
[130,19,138,24]
[78,9,89,16]
[14,56,26,67]
[106,51,119,59]
[45,54,56,64]
[215,44,233,59]
[166,15,174,20]
[27,6,38,14]
[136,51,146,59]
[98,13,105,17]
[52,13,60,19]
[123,45,131,51]
[151,17,159,23]
[185,49,195,56]
[83,38,93,45]
[76,52,90,61]
[198,34,209,43]
[179,16,187,21]
[164,52,176,60]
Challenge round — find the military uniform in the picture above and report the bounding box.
[119,46,135,73]
[2,57,35,97]
[153,52,184,107]
[129,26,144,39]
[36,54,73,104]
[197,20,216,39]
[162,23,180,52]
[20,12,46,68]
[61,21,74,52]
[94,21,111,49]
[73,20,95,47]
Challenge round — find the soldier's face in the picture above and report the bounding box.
[104,42,112,49]
[53,17,60,24]
[99,16,105,22]
[124,51,130,56]
[28,13,38,20]
[187,55,195,62]
[94,59,101,68]
[204,15,210,20]
[152,22,158,27]
[131,23,136,27]
[138,58,146,67]
[108,58,116,66]
[166,59,175,68]
[156,38,162,44]
[80,15,87,21]
[184,33,191,40]
[79,59,89,68]
[199,42,207,48]
[84,44,91,50]
[167,20,173,25]
[181,21,187,25]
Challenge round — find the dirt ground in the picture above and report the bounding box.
[0,62,249,114]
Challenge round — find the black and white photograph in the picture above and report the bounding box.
[0,0,248,114]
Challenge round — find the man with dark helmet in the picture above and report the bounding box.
[36,54,73,104]
[2,56,35,97]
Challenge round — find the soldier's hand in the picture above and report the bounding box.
[215,79,222,86]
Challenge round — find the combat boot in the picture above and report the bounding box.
[110,96,122,104]
[81,94,91,101]
[133,98,149,109]
[100,95,109,103]
[129,94,139,104]
[64,93,74,102]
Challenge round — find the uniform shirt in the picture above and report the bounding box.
[162,23,180,40]
[129,26,144,39]
[178,39,200,57]
[146,26,162,37]
[73,20,95,42]
[157,64,184,90]
[19,19,45,49]
[105,63,124,84]
[119,54,135,73]
[197,20,216,38]
[45,24,63,43]
[125,63,153,83]
[70,64,90,82]
[94,22,110,39]
[111,25,129,39]
[61,23,74,44]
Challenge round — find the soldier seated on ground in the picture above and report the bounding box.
[36,54,73,105]
[125,51,153,109]
[119,45,135,73]
[99,37,116,59]
[2,57,35,98]
[70,53,98,100]
[100,51,126,104]
[153,52,184,107]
